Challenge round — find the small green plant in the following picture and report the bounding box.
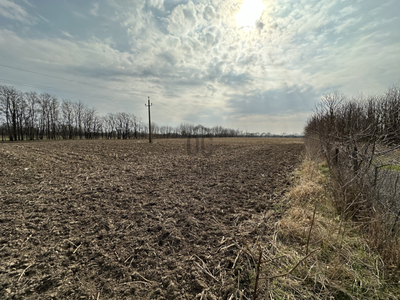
[273,202,286,214]
[381,164,400,172]
[320,164,329,176]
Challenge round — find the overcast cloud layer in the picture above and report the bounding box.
[0,0,399,134]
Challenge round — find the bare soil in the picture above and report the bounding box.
[0,138,303,299]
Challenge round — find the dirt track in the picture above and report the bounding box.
[0,138,303,299]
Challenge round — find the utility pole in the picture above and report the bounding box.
[145,96,152,143]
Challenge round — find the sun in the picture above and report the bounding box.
[236,0,265,29]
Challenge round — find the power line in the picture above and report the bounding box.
[0,78,119,101]
[0,77,188,120]
[152,109,182,123]
[152,102,179,116]
[154,102,211,125]
[0,63,120,92]
[0,63,218,105]
[152,104,183,120]
[0,64,212,124]
[0,63,217,115]
[156,101,188,117]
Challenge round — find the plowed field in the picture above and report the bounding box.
[0,138,303,299]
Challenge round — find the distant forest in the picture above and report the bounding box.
[0,85,299,141]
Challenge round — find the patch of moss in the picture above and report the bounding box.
[381,164,400,172]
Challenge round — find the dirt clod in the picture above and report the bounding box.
[0,138,303,299]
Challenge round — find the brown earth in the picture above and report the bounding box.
[0,138,303,299]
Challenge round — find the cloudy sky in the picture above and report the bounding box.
[0,0,399,134]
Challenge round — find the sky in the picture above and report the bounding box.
[0,0,399,134]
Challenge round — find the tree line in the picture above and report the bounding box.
[304,83,400,216]
[305,84,400,147]
[304,83,400,267]
[0,85,248,141]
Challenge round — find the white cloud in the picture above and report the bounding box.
[0,0,32,23]
[339,5,357,17]
[61,30,73,38]
[203,5,216,21]
[90,2,99,16]
[225,112,311,135]
[20,0,33,7]
[0,0,399,132]
[148,0,163,10]
[38,14,49,23]
[334,16,362,34]
[359,17,398,32]
[72,11,87,18]
[167,1,198,35]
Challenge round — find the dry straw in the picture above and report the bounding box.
[247,158,399,299]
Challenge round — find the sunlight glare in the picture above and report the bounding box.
[236,0,265,28]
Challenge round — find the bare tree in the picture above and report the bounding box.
[24,92,38,140]
[61,100,75,139]
[0,86,24,141]
[304,84,400,266]
[49,96,59,139]
[1,85,248,141]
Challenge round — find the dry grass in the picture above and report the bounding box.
[246,158,400,299]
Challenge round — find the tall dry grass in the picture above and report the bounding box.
[249,158,400,299]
